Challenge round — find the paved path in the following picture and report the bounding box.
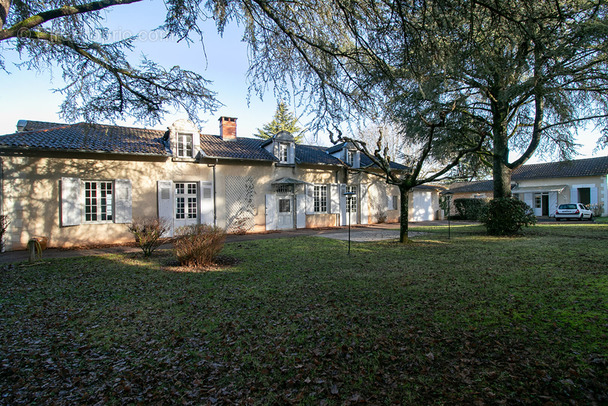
[0,221,453,264]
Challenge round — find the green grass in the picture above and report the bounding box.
[594,216,608,223]
[1,224,607,404]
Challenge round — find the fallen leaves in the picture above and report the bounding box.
[1,233,608,404]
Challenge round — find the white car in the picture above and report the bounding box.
[555,203,594,221]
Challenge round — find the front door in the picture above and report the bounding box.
[174,182,198,229]
[534,192,549,217]
[346,185,358,225]
[542,194,549,216]
[277,196,294,229]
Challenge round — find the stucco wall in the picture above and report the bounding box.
[1,153,406,250]
[1,153,221,249]
[0,152,443,250]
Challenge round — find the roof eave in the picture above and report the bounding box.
[0,146,170,158]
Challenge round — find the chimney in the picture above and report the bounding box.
[219,116,237,140]
[16,120,27,132]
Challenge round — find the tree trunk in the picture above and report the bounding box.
[493,153,512,199]
[491,98,512,199]
[399,185,410,243]
[0,0,10,30]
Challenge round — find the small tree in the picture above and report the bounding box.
[127,217,170,257]
[174,224,226,268]
[255,102,306,142]
[331,113,488,243]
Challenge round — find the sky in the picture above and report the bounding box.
[0,0,606,161]
[0,0,303,142]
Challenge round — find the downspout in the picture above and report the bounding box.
[207,159,218,226]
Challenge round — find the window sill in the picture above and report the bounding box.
[276,162,296,167]
[172,157,197,162]
[82,221,115,225]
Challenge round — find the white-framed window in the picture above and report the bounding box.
[84,181,113,222]
[392,195,398,210]
[279,143,289,163]
[346,185,357,212]
[175,182,198,219]
[61,178,131,226]
[177,132,193,157]
[314,185,328,213]
[346,150,355,166]
[534,193,542,209]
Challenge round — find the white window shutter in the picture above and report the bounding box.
[590,187,598,205]
[199,180,214,225]
[114,179,132,224]
[305,184,314,214]
[524,193,534,209]
[296,194,306,228]
[288,143,296,164]
[353,151,361,168]
[157,180,174,236]
[61,177,81,226]
[387,195,393,210]
[339,184,347,226]
[549,192,558,217]
[329,184,340,214]
[265,194,277,230]
[192,133,200,158]
[360,183,369,224]
[570,187,578,203]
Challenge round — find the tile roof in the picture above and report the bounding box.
[448,156,608,193]
[512,156,608,180]
[414,184,447,191]
[0,123,168,156]
[296,144,344,165]
[325,142,346,154]
[199,135,277,161]
[360,154,409,170]
[0,120,411,170]
[18,120,67,132]
[448,180,494,194]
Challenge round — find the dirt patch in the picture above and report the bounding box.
[161,254,240,273]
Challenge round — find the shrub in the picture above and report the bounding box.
[127,217,170,257]
[479,198,537,235]
[589,204,604,217]
[376,210,387,224]
[174,224,226,268]
[0,215,9,252]
[453,198,489,220]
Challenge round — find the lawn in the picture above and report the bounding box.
[1,224,607,404]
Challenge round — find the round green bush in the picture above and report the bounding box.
[453,198,489,220]
[479,198,537,235]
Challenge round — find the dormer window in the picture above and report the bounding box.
[177,132,193,157]
[262,130,296,165]
[346,150,355,166]
[279,143,289,163]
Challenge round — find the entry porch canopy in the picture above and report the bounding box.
[271,177,311,185]
[512,185,567,194]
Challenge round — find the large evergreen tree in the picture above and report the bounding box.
[0,0,219,124]
[210,0,608,215]
[254,101,305,142]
